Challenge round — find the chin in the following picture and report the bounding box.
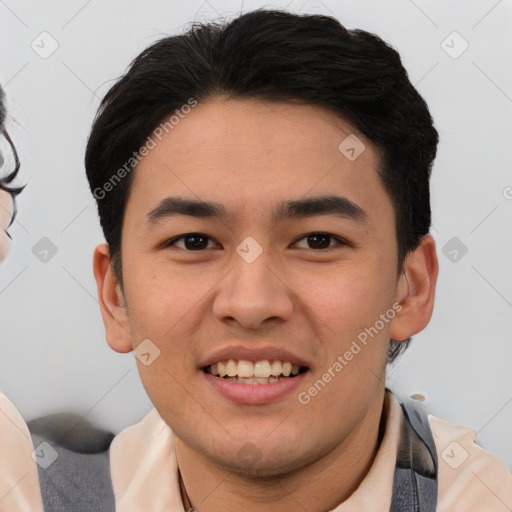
[208,440,322,480]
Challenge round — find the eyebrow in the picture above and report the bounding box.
[146,195,368,226]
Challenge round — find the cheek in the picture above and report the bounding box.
[123,256,215,354]
[293,261,396,332]
[124,262,198,410]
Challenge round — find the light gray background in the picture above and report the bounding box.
[0,0,511,469]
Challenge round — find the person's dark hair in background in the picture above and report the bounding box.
[0,84,24,233]
[85,9,439,363]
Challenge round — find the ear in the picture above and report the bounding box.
[389,234,439,342]
[92,243,133,353]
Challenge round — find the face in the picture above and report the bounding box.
[94,97,437,476]
[0,189,14,263]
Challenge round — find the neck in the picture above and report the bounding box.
[175,389,388,512]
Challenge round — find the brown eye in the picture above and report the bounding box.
[294,232,345,250]
[165,233,215,250]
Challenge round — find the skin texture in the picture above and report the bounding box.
[0,189,14,263]
[93,98,438,512]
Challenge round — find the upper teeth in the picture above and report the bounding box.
[209,360,302,378]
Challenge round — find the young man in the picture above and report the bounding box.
[2,8,510,512]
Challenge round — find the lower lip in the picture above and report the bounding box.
[202,370,308,405]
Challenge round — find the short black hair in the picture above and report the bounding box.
[0,85,24,231]
[85,9,439,363]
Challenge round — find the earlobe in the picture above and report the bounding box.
[389,234,439,342]
[92,243,133,353]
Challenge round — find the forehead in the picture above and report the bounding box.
[126,98,391,224]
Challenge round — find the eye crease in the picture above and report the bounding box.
[162,232,349,251]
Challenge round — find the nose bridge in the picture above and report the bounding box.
[234,237,275,290]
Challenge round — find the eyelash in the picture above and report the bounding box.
[163,232,349,251]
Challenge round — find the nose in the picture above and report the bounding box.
[212,242,294,330]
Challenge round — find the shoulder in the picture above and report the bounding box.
[108,407,182,509]
[109,407,176,487]
[429,414,512,511]
[0,393,45,511]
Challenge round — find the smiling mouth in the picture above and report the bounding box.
[203,359,309,384]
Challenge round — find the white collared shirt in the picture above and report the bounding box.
[1,392,510,511]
